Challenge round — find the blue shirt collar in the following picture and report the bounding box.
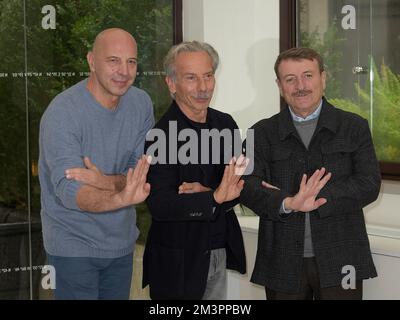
[289,99,323,122]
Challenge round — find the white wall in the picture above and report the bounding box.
[182,0,400,299]
[232,218,400,300]
[183,0,280,132]
[364,180,400,229]
[183,0,400,229]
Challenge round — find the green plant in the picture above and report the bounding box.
[300,20,346,99]
[299,5,400,164]
[331,59,400,162]
[0,1,174,244]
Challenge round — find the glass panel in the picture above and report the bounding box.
[1,0,176,299]
[369,0,400,163]
[0,0,32,299]
[298,0,400,163]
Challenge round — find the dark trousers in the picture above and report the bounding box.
[265,258,363,300]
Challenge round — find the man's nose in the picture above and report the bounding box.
[118,61,129,76]
[296,77,306,90]
[198,78,207,91]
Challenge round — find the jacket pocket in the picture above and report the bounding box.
[321,141,356,176]
[269,147,293,187]
[148,244,185,298]
[271,146,293,161]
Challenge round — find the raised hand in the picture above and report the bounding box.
[284,167,332,212]
[213,155,249,204]
[114,155,152,206]
[178,182,211,194]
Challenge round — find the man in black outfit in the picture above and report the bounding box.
[240,47,381,300]
[142,41,247,299]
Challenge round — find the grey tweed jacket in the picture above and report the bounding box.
[240,98,381,293]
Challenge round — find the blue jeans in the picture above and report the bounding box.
[47,252,133,300]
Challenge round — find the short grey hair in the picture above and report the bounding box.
[164,41,219,81]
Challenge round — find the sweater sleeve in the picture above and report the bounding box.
[40,101,84,211]
[124,91,155,174]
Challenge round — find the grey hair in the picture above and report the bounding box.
[164,41,219,81]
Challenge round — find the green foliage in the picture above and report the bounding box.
[0,0,174,244]
[300,12,400,164]
[329,98,369,118]
[300,19,346,99]
[331,59,400,162]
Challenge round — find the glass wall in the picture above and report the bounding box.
[298,0,400,164]
[0,0,177,299]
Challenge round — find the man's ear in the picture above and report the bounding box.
[321,70,327,91]
[87,51,95,72]
[275,78,283,96]
[165,76,176,96]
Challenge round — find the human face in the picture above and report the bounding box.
[276,58,326,118]
[166,51,215,122]
[87,29,137,108]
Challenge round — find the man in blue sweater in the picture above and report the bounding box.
[39,28,154,299]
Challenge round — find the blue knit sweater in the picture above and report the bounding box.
[39,79,154,258]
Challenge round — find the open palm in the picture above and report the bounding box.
[286,168,332,212]
[214,155,249,204]
[118,155,151,205]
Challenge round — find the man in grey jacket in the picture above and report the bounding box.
[240,47,381,300]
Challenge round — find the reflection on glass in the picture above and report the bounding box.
[298,0,400,163]
[0,0,175,299]
[0,0,34,299]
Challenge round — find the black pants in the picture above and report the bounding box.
[265,258,363,300]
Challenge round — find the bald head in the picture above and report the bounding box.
[92,28,137,54]
[86,28,138,109]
